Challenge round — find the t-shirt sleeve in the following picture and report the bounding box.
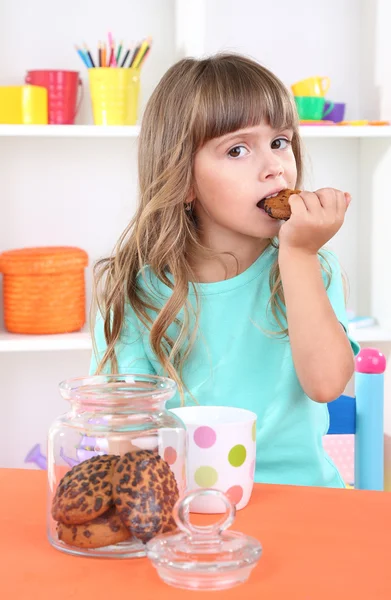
[320,250,360,356]
[89,305,156,375]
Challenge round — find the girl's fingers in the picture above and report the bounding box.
[298,191,323,216]
[288,189,351,222]
[344,192,351,207]
[288,193,307,217]
[316,188,337,213]
[336,191,350,219]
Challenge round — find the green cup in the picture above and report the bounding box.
[294,96,334,120]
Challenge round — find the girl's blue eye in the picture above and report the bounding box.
[272,138,291,150]
[228,145,248,158]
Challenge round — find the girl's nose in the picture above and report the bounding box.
[259,155,284,181]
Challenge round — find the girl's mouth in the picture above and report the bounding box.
[257,190,283,211]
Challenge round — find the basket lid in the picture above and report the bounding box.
[0,246,88,275]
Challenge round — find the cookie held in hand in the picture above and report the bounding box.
[260,188,301,220]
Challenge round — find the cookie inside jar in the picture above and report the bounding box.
[47,374,186,559]
[52,450,180,552]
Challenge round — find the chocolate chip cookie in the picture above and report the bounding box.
[261,188,301,220]
[52,454,119,525]
[113,450,179,543]
[57,506,130,549]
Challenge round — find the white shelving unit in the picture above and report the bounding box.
[2,0,391,472]
[299,126,391,138]
[0,329,91,353]
[348,326,391,344]
[0,125,141,138]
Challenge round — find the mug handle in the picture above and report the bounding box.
[321,77,331,95]
[323,100,334,118]
[71,78,84,123]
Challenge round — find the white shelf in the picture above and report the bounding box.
[0,124,390,139]
[348,325,391,343]
[0,125,141,138]
[0,328,92,352]
[0,324,389,353]
[299,126,391,138]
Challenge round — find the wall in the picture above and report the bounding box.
[203,0,372,120]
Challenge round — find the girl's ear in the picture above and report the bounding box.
[184,191,196,212]
[185,186,196,206]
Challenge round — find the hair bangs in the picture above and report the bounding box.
[193,55,299,148]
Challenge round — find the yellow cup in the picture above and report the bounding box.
[88,68,140,126]
[291,76,330,97]
[0,85,48,124]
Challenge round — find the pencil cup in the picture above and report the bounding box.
[88,68,140,125]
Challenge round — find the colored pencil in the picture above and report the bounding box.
[107,32,117,66]
[75,35,151,69]
[132,37,151,69]
[129,44,141,68]
[137,45,151,69]
[112,43,117,67]
[134,42,151,69]
[83,49,93,68]
[108,44,114,68]
[130,44,143,67]
[120,45,131,67]
[75,46,90,68]
[116,41,123,65]
[83,43,95,68]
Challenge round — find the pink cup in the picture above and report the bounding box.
[25,70,83,124]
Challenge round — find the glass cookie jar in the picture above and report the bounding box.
[47,374,186,559]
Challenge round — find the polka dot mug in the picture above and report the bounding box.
[170,406,257,514]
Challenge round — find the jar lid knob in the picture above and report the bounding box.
[174,488,236,538]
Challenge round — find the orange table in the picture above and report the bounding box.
[1,469,391,599]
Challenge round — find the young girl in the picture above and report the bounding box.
[90,53,359,488]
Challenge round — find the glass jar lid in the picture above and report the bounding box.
[146,488,262,591]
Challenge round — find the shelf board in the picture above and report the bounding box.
[0,328,92,352]
[0,125,141,138]
[299,125,391,138]
[0,324,389,352]
[347,325,391,343]
[0,124,390,139]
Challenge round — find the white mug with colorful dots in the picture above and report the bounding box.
[170,406,257,514]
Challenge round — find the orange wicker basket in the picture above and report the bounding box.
[0,246,88,335]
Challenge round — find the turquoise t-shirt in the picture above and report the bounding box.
[90,246,359,488]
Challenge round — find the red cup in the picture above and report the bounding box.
[25,70,83,124]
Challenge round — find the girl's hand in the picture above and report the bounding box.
[278,188,351,255]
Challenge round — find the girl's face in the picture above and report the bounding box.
[192,121,298,244]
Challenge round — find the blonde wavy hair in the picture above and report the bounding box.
[92,52,320,398]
